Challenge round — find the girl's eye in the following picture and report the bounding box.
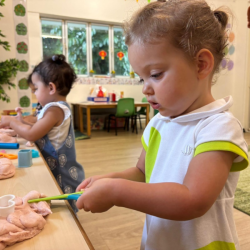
[151,73,162,78]
[139,78,144,83]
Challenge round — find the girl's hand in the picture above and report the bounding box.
[76,175,103,191]
[76,178,115,213]
[0,116,16,129]
[15,107,23,123]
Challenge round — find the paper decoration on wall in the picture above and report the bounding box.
[18,78,29,90]
[19,96,30,107]
[117,51,124,61]
[99,50,107,60]
[14,4,26,16]
[16,23,27,35]
[77,76,144,85]
[17,42,28,54]
[13,0,31,112]
[220,25,235,71]
[19,60,29,72]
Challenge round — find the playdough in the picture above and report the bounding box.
[0,191,52,250]
[0,134,17,143]
[0,158,15,180]
[0,129,17,137]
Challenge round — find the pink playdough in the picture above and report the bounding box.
[0,133,17,143]
[0,129,17,137]
[0,191,52,250]
[0,158,15,180]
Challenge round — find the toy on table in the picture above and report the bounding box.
[0,143,19,149]
[0,153,18,160]
[28,191,84,203]
[97,86,104,97]
[18,149,32,168]
[0,194,15,218]
[31,149,39,158]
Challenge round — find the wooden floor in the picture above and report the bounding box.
[76,129,250,250]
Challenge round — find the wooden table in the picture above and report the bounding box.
[71,101,150,137]
[0,138,94,250]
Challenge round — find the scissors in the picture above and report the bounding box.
[0,152,18,160]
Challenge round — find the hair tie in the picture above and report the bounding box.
[52,55,58,62]
[214,11,222,23]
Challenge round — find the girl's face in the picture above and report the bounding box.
[128,40,208,118]
[31,73,51,107]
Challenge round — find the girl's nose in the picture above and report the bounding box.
[142,81,154,96]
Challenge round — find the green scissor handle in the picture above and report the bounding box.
[28,191,84,203]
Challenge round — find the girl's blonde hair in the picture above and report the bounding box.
[124,0,230,73]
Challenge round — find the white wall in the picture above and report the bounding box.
[0,0,18,110]
[27,0,250,125]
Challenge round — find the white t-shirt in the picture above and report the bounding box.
[37,102,71,151]
[141,96,248,250]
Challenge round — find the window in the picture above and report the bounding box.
[113,27,129,76]
[91,25,109,75]
[41,20,63,59]
[67,22,87,75]
[41,19,131,76]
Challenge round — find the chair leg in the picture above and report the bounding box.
[127,117,130,131]
[107,116,110,132]
[115,118,117,136]
[138,115,142,129]
[135,116,138,134]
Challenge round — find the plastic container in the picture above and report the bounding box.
[0,194,15,218]
[18,149,32,168]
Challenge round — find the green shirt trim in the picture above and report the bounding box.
[196,241,236,250]
[142,127,161,183]
[194,141,249,172]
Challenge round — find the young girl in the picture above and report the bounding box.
[0,55,85,213]
[75,0,248,249]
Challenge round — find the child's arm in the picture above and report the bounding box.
[0,106,64,142]
[76,149,235,221]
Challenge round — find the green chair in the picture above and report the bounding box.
[107,98,138,136]
[136,96,150,129]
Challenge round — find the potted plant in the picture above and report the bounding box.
[89,69,95,77]
[111,70,116,78]
[0,0,20,102]
[130,71,135,78]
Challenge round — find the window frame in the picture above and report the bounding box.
[40,18,131,77]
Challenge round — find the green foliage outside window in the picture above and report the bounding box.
[42,20,63,59]
[68,23,87,75]
[92,25,109,75]
[41,20,131,76]
[114,28,129,76]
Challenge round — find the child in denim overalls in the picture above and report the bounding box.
[0,54,85,213]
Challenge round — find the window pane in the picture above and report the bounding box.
[91,25,109,75]
[41,20,63,59]
[114,27,129,76]
[68,22,87,75]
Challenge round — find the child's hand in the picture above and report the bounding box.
[76,178,115,213]
[15,107,23,123]
[76,175,103,191]
[0,116,16,129]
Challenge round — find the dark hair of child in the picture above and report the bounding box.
[32,54,77,96]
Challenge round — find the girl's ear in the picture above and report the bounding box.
[48,82,56,95]
[195,49,214,80]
